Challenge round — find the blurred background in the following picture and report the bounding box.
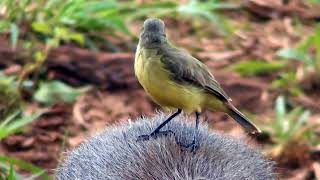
[0,0,319,179]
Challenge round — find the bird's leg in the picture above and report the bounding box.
[179,112,200,152]
[137,109,182,142]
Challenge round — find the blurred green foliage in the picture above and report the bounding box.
[0,107,46,179]
[0,156,49,180]
[34,80,91,105]
[271,71,303,96]
[306,0,320,4]
[272,96,310,145]
[124,0,236,35]
[0,76,88,179]
[229,60,285,76]
[0,0,234,51]
[277,25,320,76]
[0,0,136,92]
[0,110,41,140]
[0,75,21,120]
[262,96,318,157]
[0,0,130,49]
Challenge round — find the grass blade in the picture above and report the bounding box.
[0,156,49,180]
[10,23,19,50]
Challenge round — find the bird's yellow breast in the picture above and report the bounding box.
[135,45,206,113]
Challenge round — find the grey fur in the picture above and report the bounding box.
[55,113,274,180]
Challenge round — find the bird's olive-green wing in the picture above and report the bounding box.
[159,46,230,102]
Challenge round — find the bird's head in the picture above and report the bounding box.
[139,18,167,47]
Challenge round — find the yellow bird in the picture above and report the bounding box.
[135,18,260,147]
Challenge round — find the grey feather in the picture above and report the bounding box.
[55,113,274,180]
[140,18,167,47]
[143,18,165,34]
[159,46,230,101]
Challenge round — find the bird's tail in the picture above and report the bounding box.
[226,103,261,134]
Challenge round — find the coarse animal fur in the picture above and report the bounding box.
[55,113,274,180]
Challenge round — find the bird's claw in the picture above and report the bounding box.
[178,139,199,153]
[136,130,175,142]
[136,134,150,141]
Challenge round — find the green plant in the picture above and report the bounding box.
[0,110,41,140]
[0,107,45,179]
[0,75,21,120]
[0,0,132,90]
[262,96,317,157]
[123,0,237,36]
[176,0,236,35]
[0,100,45,179]
[306,0,320,4]
[271,71,303,96]
[33,80,91,105]
[0,156,49,180]
[277,25,320,77]
[0,77,47,179]
[0,0,130,48]
[228,60,285,76]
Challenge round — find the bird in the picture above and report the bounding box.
[134,18,261,148]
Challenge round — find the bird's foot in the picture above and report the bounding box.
[136,130,175,142]
[178,139,199,153]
